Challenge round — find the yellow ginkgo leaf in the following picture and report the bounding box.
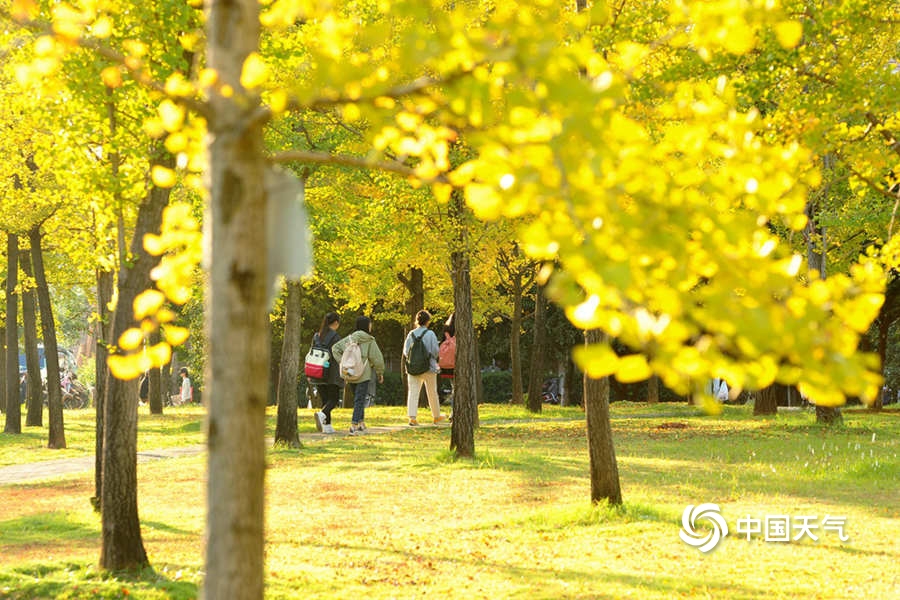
[108,354,146,381]
[92,16,113,38]
[159,100,185,132]
[143,233,165,256]
[775,21,803,49]
[616,354,652,383]
[146,342,172,367]
[573,343,618,379]
[118,328,145,352]
[465,184,502,220]
[152,166,177,188]
[241,52,269,89]
[134,289,166,320]
[101,66,122,88]
[163,325,190,346]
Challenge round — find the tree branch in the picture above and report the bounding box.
[267,149,451,185]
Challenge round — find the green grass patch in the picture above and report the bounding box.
[1,403,898,598]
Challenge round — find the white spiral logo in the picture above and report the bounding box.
[680,503,728,553]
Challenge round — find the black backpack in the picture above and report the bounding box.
[406,330,430,375]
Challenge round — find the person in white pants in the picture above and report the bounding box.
[403,310,448,426]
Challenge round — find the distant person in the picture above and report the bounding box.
[179,367,192,404]
[403,310,448,426]
[332,315,385,435]
[139,373,149,405]
[310,312,342,435]
[438,312,456,405]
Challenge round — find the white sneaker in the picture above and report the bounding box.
[314,411,326,432]
[322,424,335,434]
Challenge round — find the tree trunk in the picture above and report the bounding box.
[4,233,21,434]
[647,374,659,404]
[806,183,842,425]
[204,1,268,594]
[509,281,524,404]
[562,355,578,407]
[873,316,888,411]
[584,329,622,505]
[450,248,477,458]
[448,188,479,457]
[148,329,164,414]
[816,405,844,425]
[20,247,43,426]
[754,385,779,415]
[399,267,426,407]
[29,227,66,447]
[93,267,114,511]
[526,283,547,413]
[100,152,174,571]
[275,279,302,448]
[0,321,5,414]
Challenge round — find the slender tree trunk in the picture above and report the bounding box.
[805,196,842,425]
[448,190,478,457]
[526,283,547,413]
[562,356,579,407]
[754,385,779,415]
[647,374,659,404]
[29,227,65,448]
[399,267,426,407]
[584,329,622,505]
[20,248,43,427]
[275,279,302,448]
[450,248,477,457]
[0,320,5,414]
[148,329,163,414]
[509,282,524,404]
[93,267,114,511]
[873,317,888,411]
[100,152,174,570]
[5,233,21,433]
[204,1,268,594]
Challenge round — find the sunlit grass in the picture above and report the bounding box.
[1,402,898,598]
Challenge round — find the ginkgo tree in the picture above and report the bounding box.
[5,0,898,598]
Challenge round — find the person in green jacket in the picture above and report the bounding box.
[332,315,385,435]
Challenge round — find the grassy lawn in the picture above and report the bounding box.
[0,402,898,599]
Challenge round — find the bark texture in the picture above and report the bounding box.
[100,153,173,570]
[204,0,268,594]
[29,227,65,448]
[450,248,477,457]
[93,267,114,510]
[584,329,622,506]
[4,234,21,433]
[274,279,302,447]
[754,385,779,416]
[525,283,547,413]
[20,247,43,427]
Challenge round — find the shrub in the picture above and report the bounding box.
[481,370,512,404]
[375,371,405,406]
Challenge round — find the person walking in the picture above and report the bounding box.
[139,372,149,405]
[403,310,448,426]
[332,315,385,435]
[310,312,343,434]
[179,367,192,404]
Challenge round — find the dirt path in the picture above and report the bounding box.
[0,425,411,485]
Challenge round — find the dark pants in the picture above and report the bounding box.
[319,384,341,425]
[350,381,369,424]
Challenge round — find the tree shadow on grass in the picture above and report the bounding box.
[0,561,199,600]
[0,511,96,547]
[298,538,778,599]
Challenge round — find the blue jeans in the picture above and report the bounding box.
[350,380,369,424]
